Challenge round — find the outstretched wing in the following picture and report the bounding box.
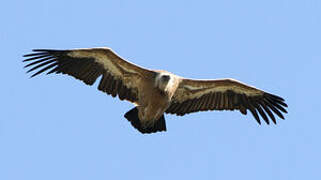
[23,47,155,103]
[166,78,288,124]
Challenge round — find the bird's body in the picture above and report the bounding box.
[139,71,179,122]
[137,74,171,125]
[23,47,288,134]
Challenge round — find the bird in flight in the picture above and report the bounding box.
[23,47,288,134]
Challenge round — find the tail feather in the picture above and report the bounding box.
[124,107,166,134]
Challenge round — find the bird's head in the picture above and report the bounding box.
[155,73,171,91]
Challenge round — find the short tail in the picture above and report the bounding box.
[124,107,166,134]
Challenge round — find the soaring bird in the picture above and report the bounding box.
[23,47,288,134]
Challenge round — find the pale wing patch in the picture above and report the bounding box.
[67,47,156,95]
[67,49,123,76]
[175,85,263,102]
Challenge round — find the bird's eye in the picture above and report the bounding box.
[161,75,170,81]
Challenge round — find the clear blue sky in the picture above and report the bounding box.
[1,0,321,179]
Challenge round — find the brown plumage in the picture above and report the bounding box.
[23,47,288,134]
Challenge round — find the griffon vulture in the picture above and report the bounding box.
[23,47,288,134]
